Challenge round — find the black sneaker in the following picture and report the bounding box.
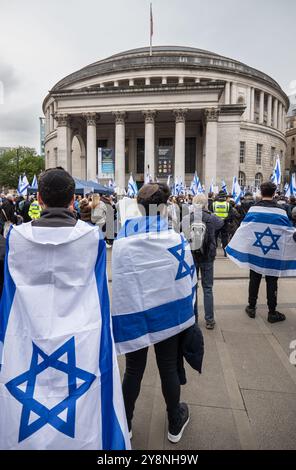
[268,311,286,323]
[168,403,190,444]
[206,320,216,330]
[245,306,256,318]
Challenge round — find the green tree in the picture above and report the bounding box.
[0,147,45,190]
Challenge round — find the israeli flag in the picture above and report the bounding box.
[0,222,130,450]
[271,156,281,186]
[174,177,185,196]
[232,177,242,204]
[226,206,296,277]
[108,179,116,190]
[285,174,296,198]
[221,180,228,194]
[127,174,138,197]
[190,173,203,196]
[209,181,214,194]
[112,216,197,355]
[31,175,38,191]
[19,174,29,196]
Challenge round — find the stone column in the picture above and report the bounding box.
[143,110,156,179]
[231,82,237,105]
[273,98,278,129]
[113,112,126,191]
[49,103,54,133]
[278,102,283,132]
[267,94,272,127]
[282,107,286,133]
[46,107,50,135]
[250,87,255,121]
[53,101,57,130]
[56,114,72,172]
[84,113,97,181]
[224,82,231,105]
[204,108,219,190]
[174,109,187,183]
[259,91,264,124]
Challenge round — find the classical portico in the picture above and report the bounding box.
[43,46,289,190]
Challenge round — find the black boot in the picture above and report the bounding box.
[268,311,286,323]
[245,305,256,318]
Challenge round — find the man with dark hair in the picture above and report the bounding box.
[245,181,286,323]
[34,167,77,227]
[0,167,130,450]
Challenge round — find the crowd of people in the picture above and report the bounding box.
[1,169,296,449]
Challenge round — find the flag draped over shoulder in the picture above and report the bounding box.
[226,206,296,277]
[0,222,130,450]
[112,216,197,355]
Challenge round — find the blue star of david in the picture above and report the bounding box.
[5,337,96,443]
[253,226,281,255]
[168,236,195,280]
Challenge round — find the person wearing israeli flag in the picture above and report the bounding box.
[112,183,202,444]
[0,168,130,450]
[226,181,296,324]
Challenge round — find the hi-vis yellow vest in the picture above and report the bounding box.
[28,201,41,220]
[213,201,230,219]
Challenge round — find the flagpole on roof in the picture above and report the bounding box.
[150,3,153,57]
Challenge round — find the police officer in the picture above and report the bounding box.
[28,196,42,220]
[213,191,233,256]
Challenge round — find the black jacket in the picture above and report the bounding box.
[178,323,204,385]
[32,207,77,227]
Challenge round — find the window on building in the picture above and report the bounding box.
[167,77,179,85]
[136,138,145,174]
[270,146,276,165]
[256,144,263,165]
[292,147,295,157]
[255,172,263,187]
[280,149,283,161]
[134,78,145,86]
[238,171,246,187]
[159,138,174,147]
[185,137,196,174]
[239,141,246,163]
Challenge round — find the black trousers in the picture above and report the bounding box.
[248,269,278,313]
[122,334,180,428]
[216,225,229,249]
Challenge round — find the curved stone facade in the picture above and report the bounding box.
[43,46,289,190]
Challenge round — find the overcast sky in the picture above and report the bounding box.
[0,0,296,152]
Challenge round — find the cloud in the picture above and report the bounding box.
[0,60,20,101]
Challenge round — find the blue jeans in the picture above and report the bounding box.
[195,261,214,323]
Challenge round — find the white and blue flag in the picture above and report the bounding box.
[127,174,138,197]
[31,175,38,191]
[221,180,228,194]
[232,177,242,204]
[190,173,203,196]
[271,156,281,186]
[0,222,130,450]
[226,206,296,277]
[112,216,197,355]
[19,174,29,196]
[285,174,296,198]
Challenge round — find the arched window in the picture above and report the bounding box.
[255,172,263,188]
[238,171,246,187]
